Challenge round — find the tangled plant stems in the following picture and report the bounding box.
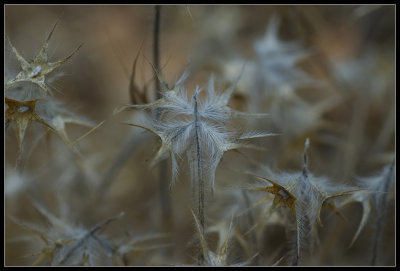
[5,5,395,266]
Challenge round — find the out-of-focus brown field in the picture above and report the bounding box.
[5,5,395,266]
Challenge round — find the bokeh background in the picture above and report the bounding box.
[5,5,395,266]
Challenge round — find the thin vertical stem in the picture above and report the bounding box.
[153,5,172,233]
[193,90,205,264]
[154,5,162,100]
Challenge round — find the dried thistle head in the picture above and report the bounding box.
[242,139,359,260]
[11,201,125,266]
[5,97,54,155]
[124,67,272,190]
[5,21,82,96]
[253,15,317,99]
[5,96,101,160]
[339,160,395,247]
